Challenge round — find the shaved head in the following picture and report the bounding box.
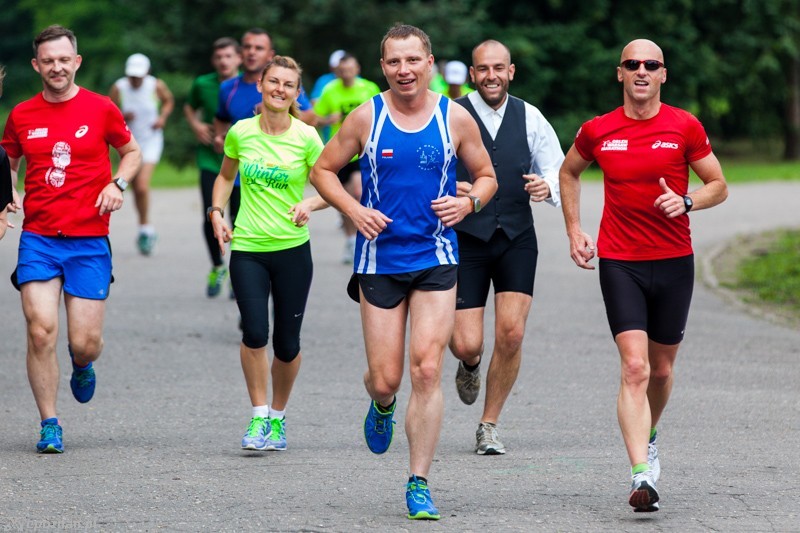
[620,39,664,63]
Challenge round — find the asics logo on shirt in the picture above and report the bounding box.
[652,140,679,150]
[75,125,89,138]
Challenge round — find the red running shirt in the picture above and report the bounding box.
[1,88,131,237]
[574,104,712,260]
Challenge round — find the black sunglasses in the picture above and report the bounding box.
[620,59,664,71]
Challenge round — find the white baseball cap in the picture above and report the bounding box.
[444,60,468,85]
[125,53,151,77]
[328,49,346,68]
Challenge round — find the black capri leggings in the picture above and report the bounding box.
[229,241,313,361]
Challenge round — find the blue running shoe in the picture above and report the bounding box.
[265,417,287,451]
[406,476,440,520]
[37,418,64,454]
[241,417,269,450]
[364,399,395,454]
[69,349,96,404]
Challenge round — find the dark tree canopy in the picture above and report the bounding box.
[2,0,799,163]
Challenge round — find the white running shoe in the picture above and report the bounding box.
[629,470,659,512]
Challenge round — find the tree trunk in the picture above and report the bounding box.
[784,56,800,160]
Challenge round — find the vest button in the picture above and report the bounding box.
[493,162,498,167]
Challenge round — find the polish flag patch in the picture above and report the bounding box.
[381,148,394,158]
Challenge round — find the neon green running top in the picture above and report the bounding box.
[314,77,381,141]
[224,115,323,252]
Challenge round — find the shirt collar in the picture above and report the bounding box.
[468,90,509,120]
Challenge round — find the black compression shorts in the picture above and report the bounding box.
[598,255,694,344]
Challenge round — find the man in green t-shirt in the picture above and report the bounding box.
[313,53,381,263]
[183,37,241,297]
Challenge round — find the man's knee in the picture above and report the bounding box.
[620,356,649,387]
[368,373,402,398]
[495,322,526,354]
[68,334,104,359]
[410,357,442,390]
[27,321,58,354]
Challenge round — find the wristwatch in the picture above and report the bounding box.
[468,194,482,213]
[112,176,128,191]
[683,195,693,213]
[207,206,224,221]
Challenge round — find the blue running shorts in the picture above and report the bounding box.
[14,231,113,300]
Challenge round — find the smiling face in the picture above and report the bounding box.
[258,65,300,114]
[32,36,81,98]
[380,36,433,99]
[471,41,515,110]
[618,39,666,106]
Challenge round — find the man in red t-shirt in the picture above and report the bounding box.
[0,25,142,454]
[559,39,728,512]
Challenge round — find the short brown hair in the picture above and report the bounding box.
[380,23,432,58]
[33,25,77,56]
[212,37,240,54]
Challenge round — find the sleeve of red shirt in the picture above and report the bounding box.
[684,113,712,162]
[573,118,595,162]
[0,111,21,159]
[103,97,132,149]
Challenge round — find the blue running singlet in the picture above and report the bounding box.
[355,93,458,274]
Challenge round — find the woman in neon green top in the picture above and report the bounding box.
[209,56,327,452]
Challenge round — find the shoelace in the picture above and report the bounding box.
[479,423,498,442]
[372,408,394,434]
[246,417,267,437]
[41,424,61,440]
[408,481,430,503]
[74,367,94,387]
[647,443,658,460]
[269,418,285,438]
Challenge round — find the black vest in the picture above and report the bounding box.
[454,95,533,242]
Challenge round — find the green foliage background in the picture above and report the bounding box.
[2,0,800,167]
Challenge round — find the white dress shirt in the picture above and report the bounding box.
[466,91,564,207]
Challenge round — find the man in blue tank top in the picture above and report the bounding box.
[311,24,497,521]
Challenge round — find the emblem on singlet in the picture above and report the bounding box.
[417,144,442,171]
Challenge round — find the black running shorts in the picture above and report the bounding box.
[347,265,458,309]
[455,227,538,310]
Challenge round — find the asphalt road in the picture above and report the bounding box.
[0,181,798,532]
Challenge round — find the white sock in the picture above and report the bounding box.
[139,224,156,236]
[269,407,286,420]
[252,405,269,419]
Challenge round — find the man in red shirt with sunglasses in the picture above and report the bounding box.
[559,39,728,512]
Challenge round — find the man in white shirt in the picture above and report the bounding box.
[449,39,564,455]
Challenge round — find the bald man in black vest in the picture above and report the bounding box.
[449,39,564,455]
